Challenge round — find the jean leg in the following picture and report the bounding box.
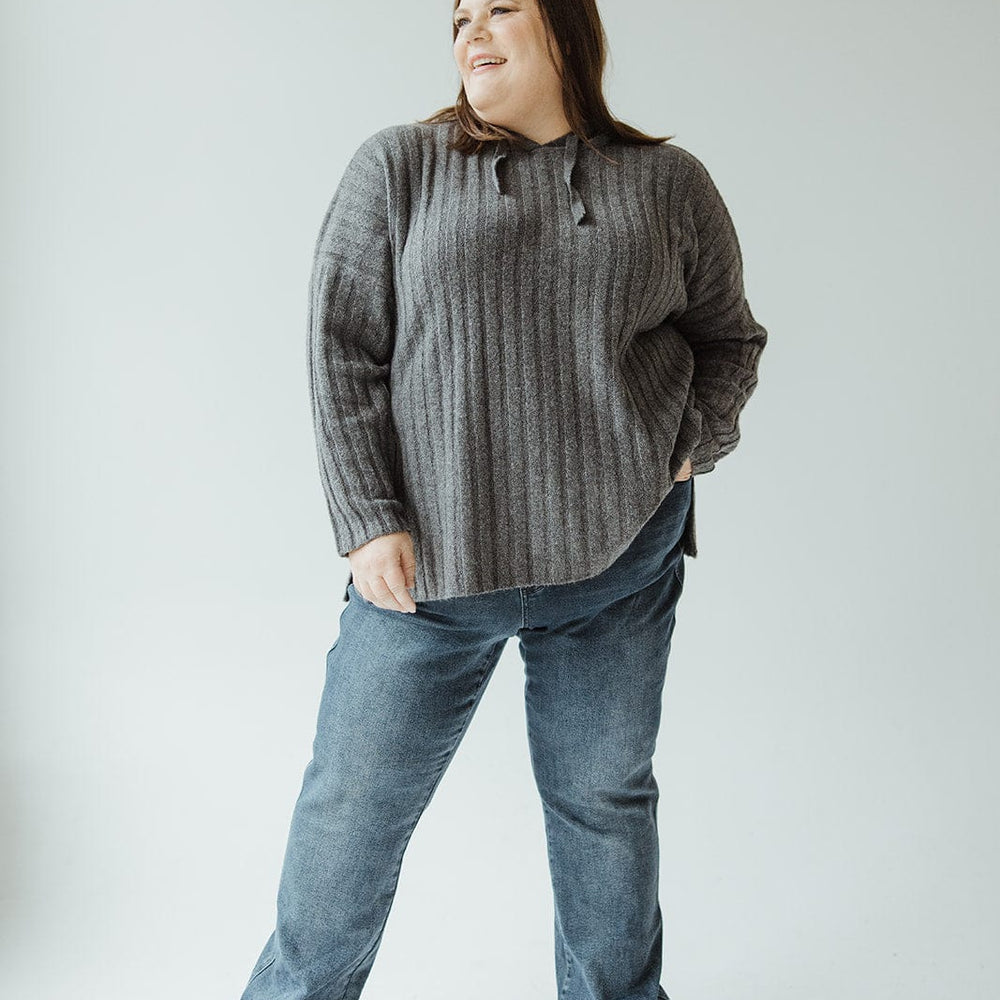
[518,519,686,1000]
[241,585,508,1000]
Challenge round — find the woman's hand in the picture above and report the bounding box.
[674,456,693,482]
[348,532,418,613]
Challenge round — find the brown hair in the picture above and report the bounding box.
[419,0,674,162]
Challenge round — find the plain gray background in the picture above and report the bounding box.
[2,1,997,997]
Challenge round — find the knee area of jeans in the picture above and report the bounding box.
[535,753,659,811]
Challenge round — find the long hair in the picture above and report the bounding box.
[419,0,674,163]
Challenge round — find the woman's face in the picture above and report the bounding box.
[453,1,566,131]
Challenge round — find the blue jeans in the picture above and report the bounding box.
[241,477,692,1000]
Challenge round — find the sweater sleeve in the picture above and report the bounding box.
[307,134,409,557]
[674,151,768,476]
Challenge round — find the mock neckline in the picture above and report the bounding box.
[505,126,610,151]
[510,129,574,150]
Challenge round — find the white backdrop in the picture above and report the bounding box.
[1,1,997,998]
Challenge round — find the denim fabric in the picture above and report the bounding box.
[241,478,692,1000]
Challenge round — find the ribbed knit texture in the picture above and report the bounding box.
[307,120,768,602]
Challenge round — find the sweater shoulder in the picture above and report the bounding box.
[647,140,724,225]
[345,121,451,193]
[649,140,712,191]
[352,120,450,163]
[652,139,703,168]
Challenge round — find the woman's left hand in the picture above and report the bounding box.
[674,457,693,482]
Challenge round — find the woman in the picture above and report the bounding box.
[241,1,767,997]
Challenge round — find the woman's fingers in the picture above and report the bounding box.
[363,571,417,614]
[350,532,418,613]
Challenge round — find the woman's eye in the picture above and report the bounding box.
[454,7,511,29]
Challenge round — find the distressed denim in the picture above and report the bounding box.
[240,477,692,1000]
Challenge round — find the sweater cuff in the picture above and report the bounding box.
[689,427,718,475]
[330,499,410,558]
[684,386,719,475]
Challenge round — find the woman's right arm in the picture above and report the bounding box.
[307,132,409,559]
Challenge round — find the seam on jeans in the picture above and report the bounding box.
[537,799,575,1000]
[559,936,574,998]
[335,638,506,1000]
[246,954,276,986]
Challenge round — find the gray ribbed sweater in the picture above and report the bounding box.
[307,120,767,603]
